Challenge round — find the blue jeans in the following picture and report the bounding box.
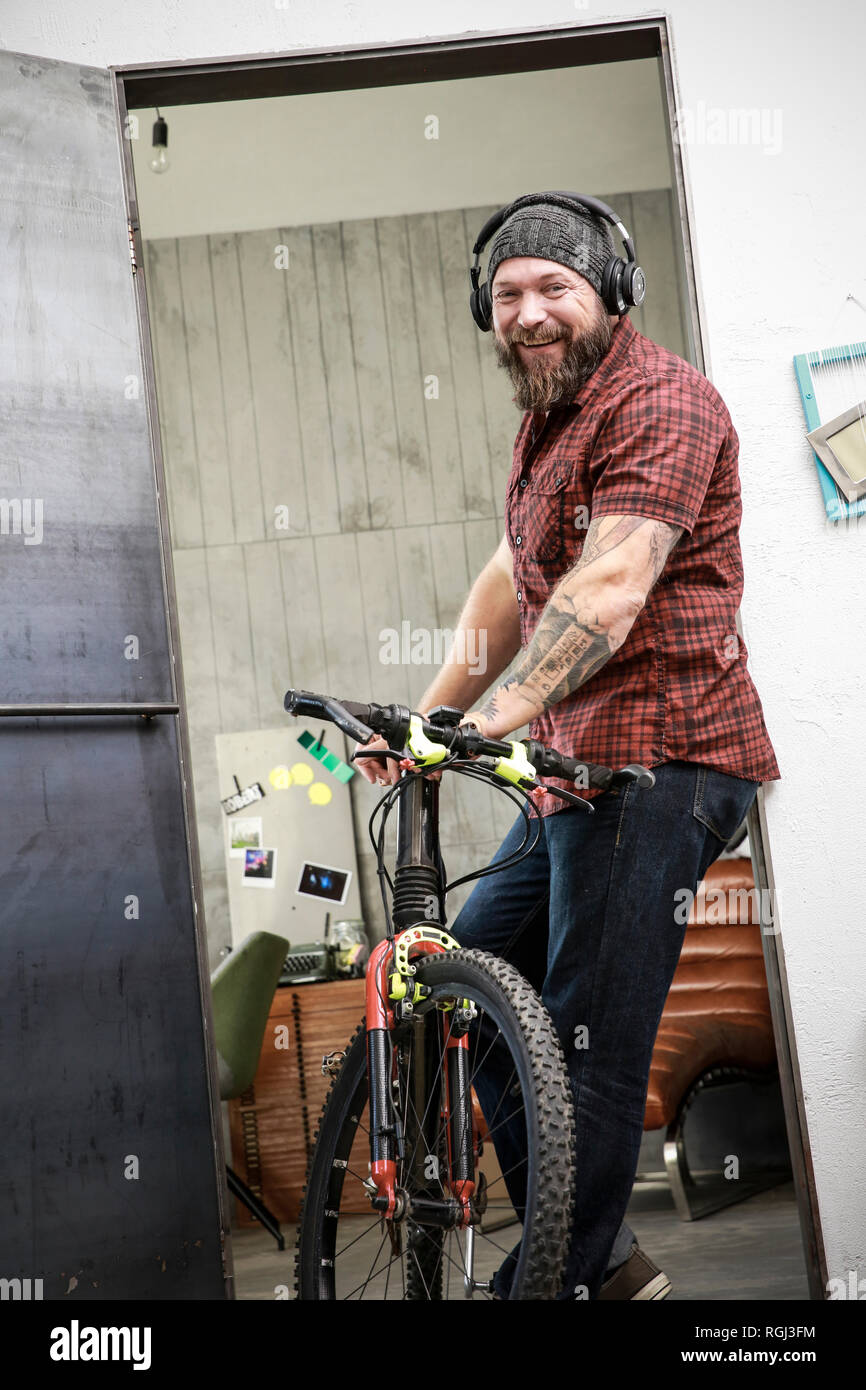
[450,759,760,1299]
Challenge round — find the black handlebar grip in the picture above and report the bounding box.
[283,689,375,744]
[520,739,611,791]
[284,688,324,716]
[569,760,613,792]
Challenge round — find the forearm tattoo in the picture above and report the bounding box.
[476,516,683,724]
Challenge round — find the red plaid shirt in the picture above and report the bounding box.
[504,314,781,816]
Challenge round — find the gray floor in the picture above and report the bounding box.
[229,1178,810,1301]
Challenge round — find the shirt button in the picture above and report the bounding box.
[519,478,528,489]
[516,590,522,602]
[515,535,522,545]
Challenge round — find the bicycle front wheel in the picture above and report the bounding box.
[294,947,575,1300]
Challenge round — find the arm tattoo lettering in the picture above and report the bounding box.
[482,516,684,723]
[505,600,617,712]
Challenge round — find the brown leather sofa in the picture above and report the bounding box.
[643,857,789,1218]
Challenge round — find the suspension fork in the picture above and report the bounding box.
[442,1017,477,1223]
[364,925,476,1223]
[363,771,477,1222]
[365,771,443,1217]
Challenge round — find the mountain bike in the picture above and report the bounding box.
[286,688,655,1300]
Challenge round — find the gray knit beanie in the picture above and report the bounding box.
[486,194,615,302]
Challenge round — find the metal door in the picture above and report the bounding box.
[0,49,230,1298]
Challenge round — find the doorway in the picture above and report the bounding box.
[112,20,820,1300]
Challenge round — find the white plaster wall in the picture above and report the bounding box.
[3,0,865,1294]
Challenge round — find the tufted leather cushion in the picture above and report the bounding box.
[643,859,776,1131]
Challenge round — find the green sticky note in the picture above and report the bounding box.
[297,729,356,783]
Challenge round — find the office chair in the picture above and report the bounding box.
[210,931,290,1248]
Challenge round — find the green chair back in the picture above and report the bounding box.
[210,931,289,1099]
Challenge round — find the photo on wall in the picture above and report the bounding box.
[229,816,263,858]
[296,861,351,905]
[242,847,277,887]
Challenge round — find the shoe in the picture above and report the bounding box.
[597,1243,672,1300]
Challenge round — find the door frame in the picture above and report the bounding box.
[109,16,826,1299]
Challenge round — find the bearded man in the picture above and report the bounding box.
[356,193,780,1300]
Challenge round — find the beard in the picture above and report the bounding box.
[493,298,614,412]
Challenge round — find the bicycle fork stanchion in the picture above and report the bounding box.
[443,1014,477,1218]
[443,1007,482,1295]
[364,924,477,1229]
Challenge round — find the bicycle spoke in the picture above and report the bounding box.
[400,1017,450,1183]
[486,1154,529,1186]
[462,1226,520,1261]
[334,1214,386,1260]
[344,1165,374,1186]
[350,1229,391,1301]
[480,1109,527,1151]
[472,1063,518,1139]
[412,1223,473,1287]
[434,1228,495,1296]
[405,1228,440,1298]
[347,1250,406,1300]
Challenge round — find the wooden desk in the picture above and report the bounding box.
[228,974,517,1233]
[227,976,366,1225]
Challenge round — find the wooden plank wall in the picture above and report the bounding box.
[144,190,688,959]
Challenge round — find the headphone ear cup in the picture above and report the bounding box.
[600,256,624,315]
[471,280,493,332]
[622,262,646,308]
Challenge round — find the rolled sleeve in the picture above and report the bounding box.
[587,375,730,534]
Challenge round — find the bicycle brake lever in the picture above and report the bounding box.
[537,784,595,812]
[284,688,375,744]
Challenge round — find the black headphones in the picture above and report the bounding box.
[469,190,646,331]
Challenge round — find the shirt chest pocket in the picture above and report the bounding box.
[523,473,570,563]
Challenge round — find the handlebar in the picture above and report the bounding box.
[284,688,655,793]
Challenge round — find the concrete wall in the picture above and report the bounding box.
[4,0,865,1294]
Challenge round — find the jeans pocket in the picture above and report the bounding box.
[692,766,759,846]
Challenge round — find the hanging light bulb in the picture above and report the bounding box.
[150,110,169,174]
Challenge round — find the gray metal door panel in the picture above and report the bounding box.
[0,717,224,1298]
[0,50,227,1298]
[0,51,172,703]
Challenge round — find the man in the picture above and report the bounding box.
[356,194,781,1299]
